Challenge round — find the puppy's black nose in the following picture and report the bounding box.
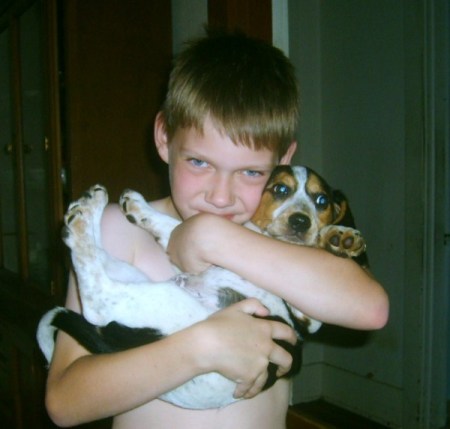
[289,213,311,232]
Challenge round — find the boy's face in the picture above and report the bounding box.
[156,116,294,223]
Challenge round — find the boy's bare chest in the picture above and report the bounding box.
[112,380,290,429]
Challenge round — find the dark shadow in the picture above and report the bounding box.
[307,323,372,348]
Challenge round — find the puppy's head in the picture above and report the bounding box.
[251,165,352,245]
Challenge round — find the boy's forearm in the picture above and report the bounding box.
[46,274,199,425]
[46,328,205,426]
[205,219,389,330]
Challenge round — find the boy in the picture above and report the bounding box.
[45,31,388,429]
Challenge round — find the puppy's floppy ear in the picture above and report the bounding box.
[332,190,357,228]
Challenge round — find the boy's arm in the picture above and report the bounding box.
[46,276,202,425]
[46,277,296,426]
[167,214,389,330]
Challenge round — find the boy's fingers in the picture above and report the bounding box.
[269,322,298,377]
[233,371,268,399]
[271,320,298,345]
[269,345,293,377]
[233,299,299,348]
[233,343,293,397]
[234,298,270,317]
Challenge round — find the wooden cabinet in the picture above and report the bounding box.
[0,2,64,426]
[0,0,64,297]
[0,0,171,427]
[0,1,63,428]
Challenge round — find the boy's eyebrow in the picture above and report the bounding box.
[181,148,275,172]
[179,145,278,173]
[241,164,275,172]
[230,163,276,174]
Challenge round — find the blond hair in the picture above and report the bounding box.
[162,30,299,157]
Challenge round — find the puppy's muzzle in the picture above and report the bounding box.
[288,213,311,233]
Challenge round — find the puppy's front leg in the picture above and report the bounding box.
[318,225,366,258]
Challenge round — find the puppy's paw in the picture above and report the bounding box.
[119,189,149,225]
[119,189,181,249]
[318,225,366,258]
[62,184,107,248]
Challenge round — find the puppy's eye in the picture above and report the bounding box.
[272,184,292,198]
[315,194,329,209]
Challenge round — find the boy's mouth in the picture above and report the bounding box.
[197,211,235,221]
[219,214,234,221]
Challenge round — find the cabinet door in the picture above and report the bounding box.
[19,1,53,290]
[0,1,64,427]
[0,25,20,276]
[0,0,63,295]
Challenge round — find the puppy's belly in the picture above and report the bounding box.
[181,267,291,322]
[82,280,212,334]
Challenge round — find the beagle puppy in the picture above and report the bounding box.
[252,165,368,268]
[37,165,367,410]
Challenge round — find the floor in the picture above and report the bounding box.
[287,401,389,429]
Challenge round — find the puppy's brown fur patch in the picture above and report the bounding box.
[252,168,298,229]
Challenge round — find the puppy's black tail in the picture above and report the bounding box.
[52,310,165,354]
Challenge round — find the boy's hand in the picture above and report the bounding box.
[167,214,226,273]
[193,299,298,399]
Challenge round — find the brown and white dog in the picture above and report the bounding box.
[36,165,367,410]
[252,165,368,267]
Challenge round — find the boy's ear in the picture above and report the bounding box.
[279,141,297,165]
[154,112,169,163]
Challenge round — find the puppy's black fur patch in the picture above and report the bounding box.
[52,310,164,353]
[50,309,302,390]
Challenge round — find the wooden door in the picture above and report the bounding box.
[208,0,272,42]
[62,0,172,202]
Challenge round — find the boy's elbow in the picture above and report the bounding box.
[368,288,390,330]
[46,388,76,428]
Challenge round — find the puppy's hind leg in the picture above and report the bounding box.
[119,189,181,250]
[62,184,108,252]
[62,185,117,324]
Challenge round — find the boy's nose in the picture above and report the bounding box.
[205,174,235,208]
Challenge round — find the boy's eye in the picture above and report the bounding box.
[189,158,208,168]
[243,170,263,177]
[272,183,292,198]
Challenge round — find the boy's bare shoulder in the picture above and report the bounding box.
[101,202,175,281]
